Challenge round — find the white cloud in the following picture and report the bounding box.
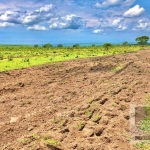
[117,24,128,31]
[123,5,145,17]
[27,25,47,30]
[35,4,53,13]
[95,0,135,8]
[95,0,122,8]
[112,18,123,26]
[132,19,150,31]
[0,22,15,27]
[0,10,22,24]
[123,0,135,6]
[23,4,54,25]
[49,14,84,29]
[86,19,101,28]
[93,29,104,33]
[0,4,54,26]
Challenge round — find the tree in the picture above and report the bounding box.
[57,44,63,48]
[34,44,38,48]
[73,44,80,48]
[122,41,128,45]
[103,43,112,50]
[135,36,149,46]
[92,44,96,47]
[43,43,53,48]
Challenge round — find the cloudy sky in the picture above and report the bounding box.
[0,0,149,45]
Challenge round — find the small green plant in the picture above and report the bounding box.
[78,122,85,131]
[85,110,92,117]
[60,119,67,126]
[20,136,36,145]
[107,89,112,93]
[111,64,123,72]
[24,57,30,62]
[93,114,100,122]
[20,138,28,145]
[42,136,60,146]
[53,117,58,124]
[88,99,93,104]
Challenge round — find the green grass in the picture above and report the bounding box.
[111,64,123,72]
[136,94,150,149]
[140,94,150,134]
[136,142,150,150]
[42,136,60,146]
[0,45,148,72]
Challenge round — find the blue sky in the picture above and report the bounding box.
[0,0,150,45]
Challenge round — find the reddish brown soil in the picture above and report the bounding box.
[0,49,150,150]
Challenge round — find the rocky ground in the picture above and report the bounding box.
[0,49,150,150]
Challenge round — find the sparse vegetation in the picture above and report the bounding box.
[0,44,147,72]
[42,136,60,147]
[78,122,85,131]
[111,64,123,72]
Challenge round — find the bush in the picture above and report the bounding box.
[24,57,30,62]
[34,44,38,48]
[57,44,63,48]
[73,44,80,48]
[103,43,112,50]
[0,54,3,60]
[43,43,53,49]
[8,55,13,61]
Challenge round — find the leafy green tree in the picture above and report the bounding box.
[122,41,128,45]
[43,43,53,48]
[135,36,149,46]
[57,44,63,48]
[92,44,96,47]
[103,43,112,50]
[34,44,38,48]
[73,44,80,48]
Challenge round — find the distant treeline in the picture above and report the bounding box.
[0,35,149,48]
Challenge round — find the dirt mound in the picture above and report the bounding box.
[0,49,150,150]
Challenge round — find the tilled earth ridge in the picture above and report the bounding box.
[0,49,150,150]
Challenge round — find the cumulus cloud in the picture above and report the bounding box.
[93,29,104,33]
[23,4,54,25]
[123,5,145,17]
[95,0,135,8]
[132,19,150,31]
[35,4,53,13]
[0,11,22,24]
[49,14,84,30]
[27,25,47,30]
[116,24,128,31]
[0,22,15,27]
[112,18,123,26]
[123,0,135,6]
[0,4,54,26]
[95,0,122,8]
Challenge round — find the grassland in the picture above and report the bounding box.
[0,44,148,72]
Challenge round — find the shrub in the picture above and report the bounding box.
[0,54,3,60]
[8,55,13,61]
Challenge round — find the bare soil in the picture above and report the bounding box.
[0,49,150,150]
